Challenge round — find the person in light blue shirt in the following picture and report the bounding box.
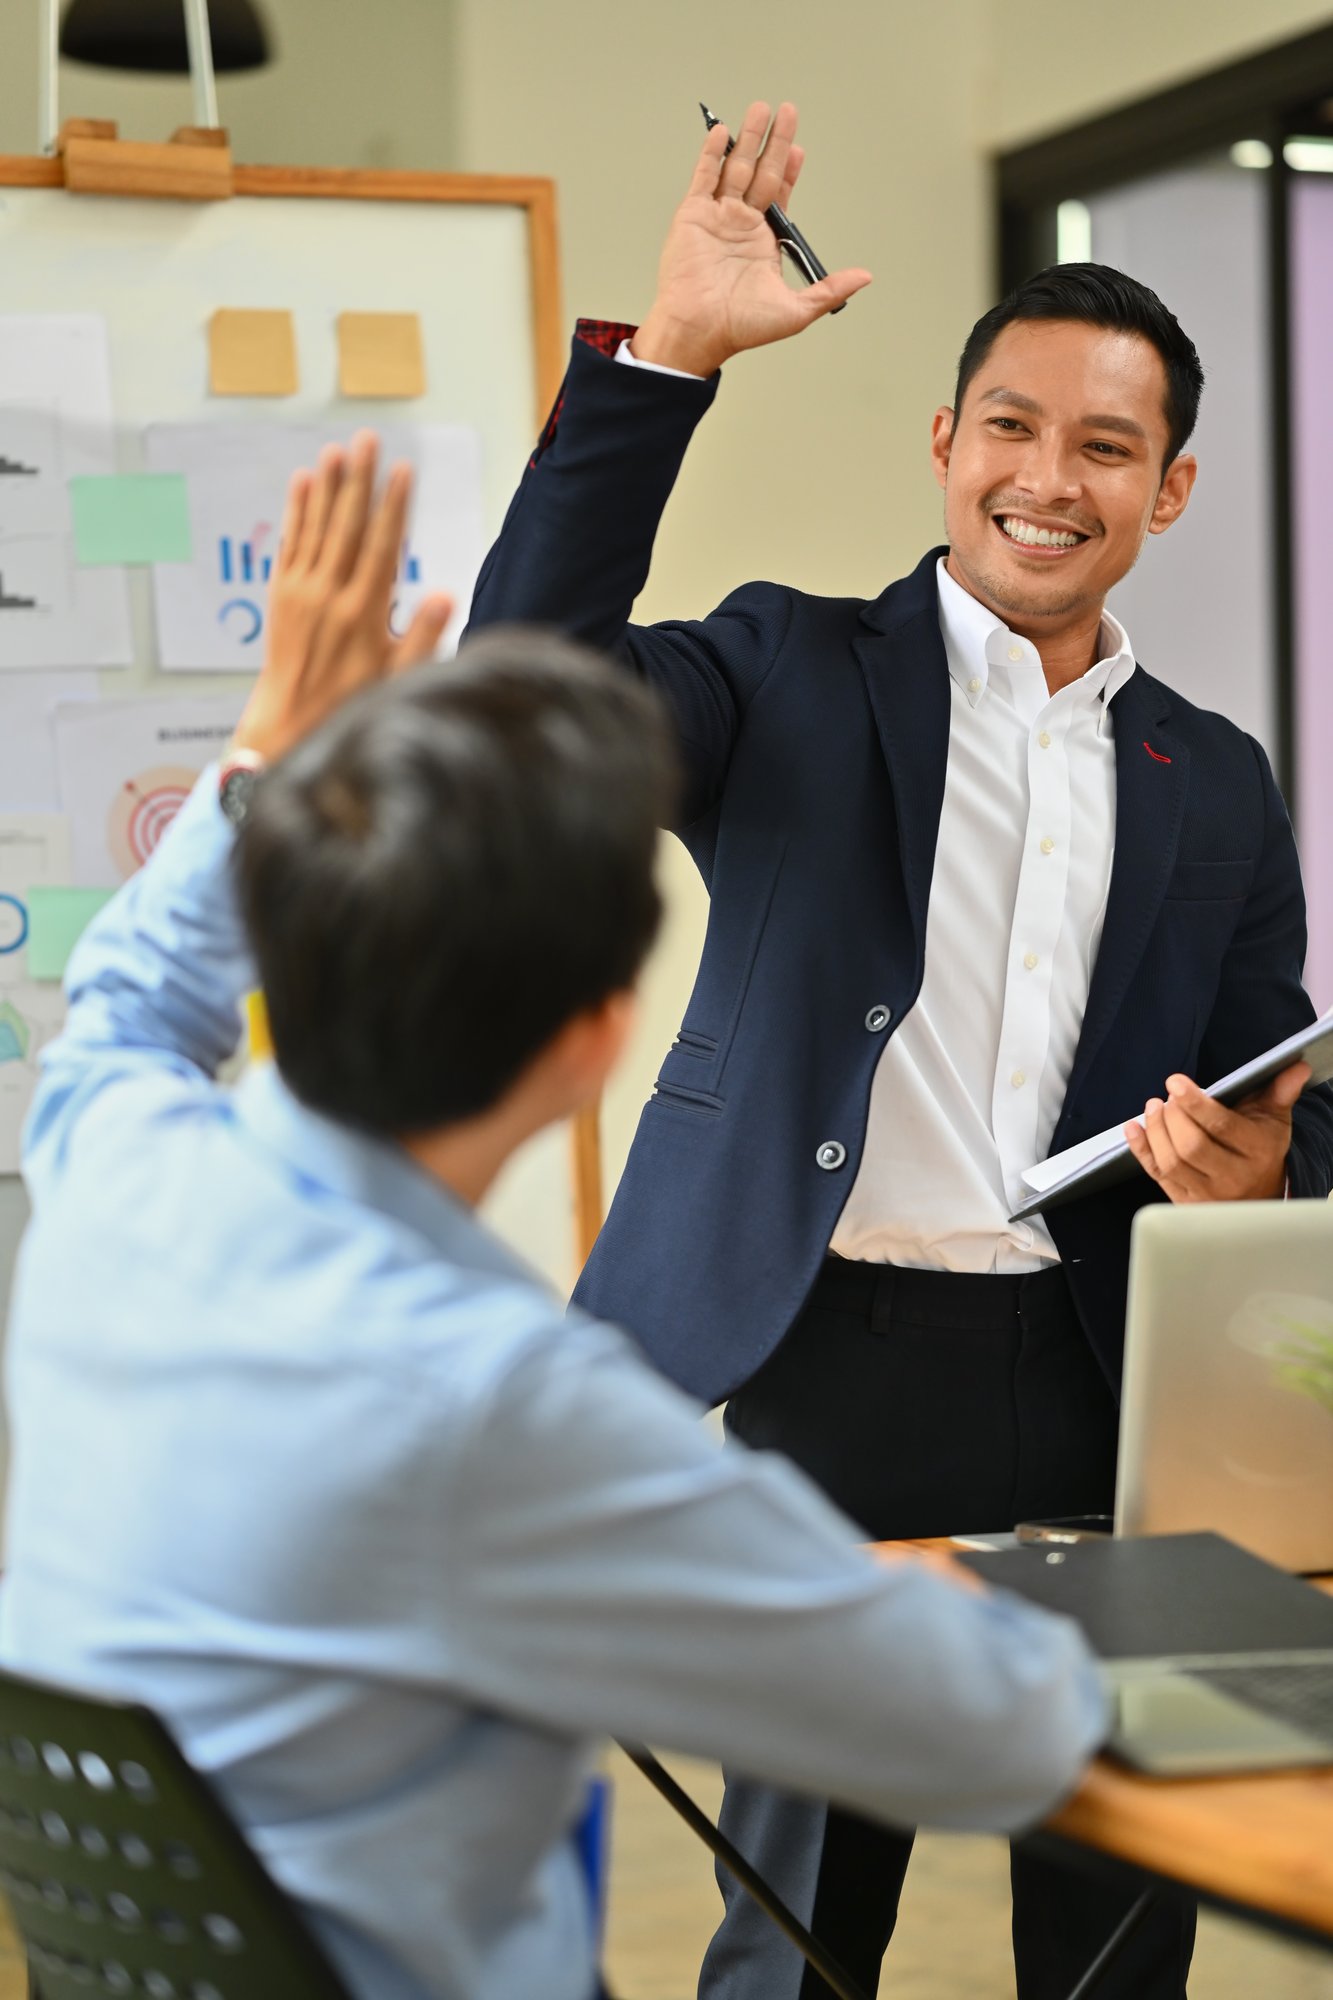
[0,438,1107,2000]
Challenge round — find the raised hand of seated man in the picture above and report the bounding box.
[233,429,453,766]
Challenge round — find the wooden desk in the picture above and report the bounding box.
[890,1546,1333,1947]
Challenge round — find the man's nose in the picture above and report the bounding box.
[1012,435,1082,504]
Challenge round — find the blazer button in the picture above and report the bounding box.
[815,1141,847,1171]
[864,1004,892,1033]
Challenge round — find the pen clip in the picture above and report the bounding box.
[779,236,821,287]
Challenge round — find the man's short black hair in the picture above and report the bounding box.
[953,262,1205,468]
[234,629,679,1136]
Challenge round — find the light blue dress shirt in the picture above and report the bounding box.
[0,772,1107,2000]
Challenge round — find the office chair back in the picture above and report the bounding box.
[0,1665,354,1999]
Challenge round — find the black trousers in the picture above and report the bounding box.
[697,1257,1196,2000]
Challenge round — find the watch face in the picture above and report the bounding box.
[219,764,260,827]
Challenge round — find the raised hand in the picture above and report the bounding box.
[632,101,872,378]
[233,431,454,764]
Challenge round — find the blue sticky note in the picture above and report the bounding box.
[69,474,193,566]
[26,886,114,980]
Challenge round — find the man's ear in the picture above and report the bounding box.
[550,991,637,1109]
[1148,452,1197,537]
[931,407,956,492]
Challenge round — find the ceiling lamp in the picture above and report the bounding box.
[59,0,271,75]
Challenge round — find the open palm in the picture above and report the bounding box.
[633,102,872,377]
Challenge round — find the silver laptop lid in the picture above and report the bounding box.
[1116,1202,1333,1573]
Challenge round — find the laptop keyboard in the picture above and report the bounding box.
[1186,1662,1333,1745]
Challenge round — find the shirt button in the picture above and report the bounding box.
[1008,645,1023,662]
[1038,730,1051,748]
[1023,952,1038,970]
[968,676,982,694]
[815,1141,847,1171]
[1011,1070,1026,1089]
[864,1004,892,1033]
[1040,836,1055,855]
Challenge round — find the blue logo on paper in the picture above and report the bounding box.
[0,893,27,955]
[219,598,263,644]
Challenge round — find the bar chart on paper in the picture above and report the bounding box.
[146,422,482,670]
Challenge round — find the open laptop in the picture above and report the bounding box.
[956,1532,1333,1774]
[954,1205,1333,1773]
[1117,1201,1333,1575]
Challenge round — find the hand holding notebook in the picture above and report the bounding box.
[1010,1009,1333,1221]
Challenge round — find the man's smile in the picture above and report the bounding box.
[991,511,1096,560]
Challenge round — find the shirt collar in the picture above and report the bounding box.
[231,1061,543,1291]
[935,557,1136,716]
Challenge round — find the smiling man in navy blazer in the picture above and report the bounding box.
[467,102,1333,2000]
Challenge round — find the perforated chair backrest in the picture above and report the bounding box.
[0,1665,354,2000]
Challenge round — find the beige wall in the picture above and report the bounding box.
[984,1,1333,148]
[0,0,1328,1247]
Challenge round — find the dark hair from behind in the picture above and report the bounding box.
[953,262,1205,469]
[233,628,680,1137]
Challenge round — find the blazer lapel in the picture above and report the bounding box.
[1059,670,1190,1126]
[852,553,952,955]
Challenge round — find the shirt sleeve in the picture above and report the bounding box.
[614,336,709,383]
[22,770,253,1206]
[432,1308,1108,1837]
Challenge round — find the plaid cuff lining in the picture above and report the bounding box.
[530,319,641,464]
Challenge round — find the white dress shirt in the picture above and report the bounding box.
[830,560,1136,1271]
[613,344,1139,1275]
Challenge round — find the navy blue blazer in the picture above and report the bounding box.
[468,328,1333,1406]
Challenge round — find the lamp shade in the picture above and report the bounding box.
[60,0,271,74]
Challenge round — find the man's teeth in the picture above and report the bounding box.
[999,516,1084,549]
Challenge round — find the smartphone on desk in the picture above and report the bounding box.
[1014,1514,1115,1546]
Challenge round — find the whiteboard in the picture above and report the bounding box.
[0,168,559,702]
[0,163,583,1311]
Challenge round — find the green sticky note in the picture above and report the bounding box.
[69,474,193,566]
[26,887,114,980]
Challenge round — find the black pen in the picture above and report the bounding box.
[699,102,845,315]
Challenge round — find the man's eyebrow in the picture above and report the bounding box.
[1081,411,1148,441]
[979,387,1042,414]
[978,387,1148,441]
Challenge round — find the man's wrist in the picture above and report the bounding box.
[630,307,728,379]
[229,694,295,766]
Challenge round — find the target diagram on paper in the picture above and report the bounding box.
[108,766,200,877]
[54,697,241,888]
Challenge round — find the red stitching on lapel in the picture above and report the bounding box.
[1143,741,1172,764]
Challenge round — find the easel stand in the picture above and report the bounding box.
[39,0,234,198]
[55,117,233,200]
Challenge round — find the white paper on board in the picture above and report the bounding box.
[0,813,72,1172]
[0,316,134,670]
[145,422,484,671]
[55,697,242,888]
[0,672,99,813]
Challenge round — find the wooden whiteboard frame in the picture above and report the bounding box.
[0,154,605,1271]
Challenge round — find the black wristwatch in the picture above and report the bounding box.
[218,747,266,827]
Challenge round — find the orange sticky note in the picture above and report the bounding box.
[209,309,299,396]
[337,312,426,399]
